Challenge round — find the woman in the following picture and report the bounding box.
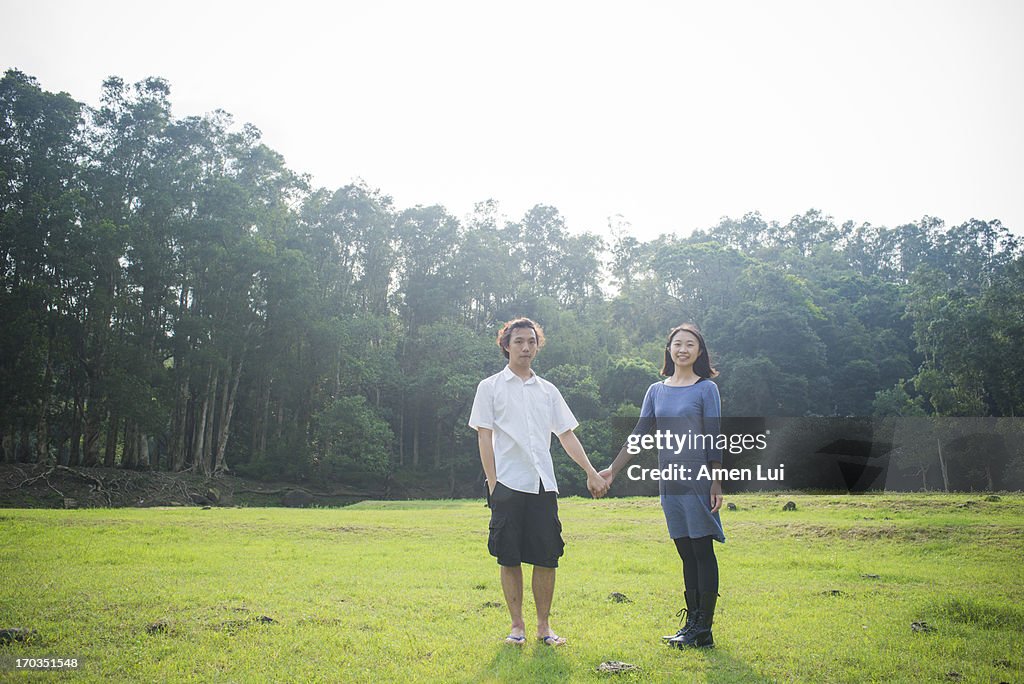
[599,323,724,649]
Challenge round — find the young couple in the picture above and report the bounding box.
[468,317,724,649]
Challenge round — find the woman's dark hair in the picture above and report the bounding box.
[661,323,719,378]
[497,317,546,359]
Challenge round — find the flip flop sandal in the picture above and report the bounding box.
[504,634,526,645]
[538,635,567,646]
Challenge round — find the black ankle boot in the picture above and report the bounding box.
[662,590,699,642]
[674,592,716,648]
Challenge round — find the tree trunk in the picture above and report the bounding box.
[70,394,83,466]
[57,435,70,467]
[448,457,456,497]
[104,413,119,467]
[215,351,245,476]
[334,345,341,398]
[984,463,994,491]
[275,398,284,443]
[18,427,32,463]
[936,438,949,492]
[434,421,442,469]
[412,407,420,468]
[138,432,150,470]
[35,417,49,464]
[170,374,190,471]
[124,421,137,469]
[1,428,11,464]
[250,380,261,459]
[202,370,218,475]
[398,406,405,467]
[82,394,103,466]
[447,422,458,496]
[80,319,109,466]
[183,395,195,469]
[212,363,229,473]
[255,378,271,462]
[35,350,54,465]
[193,367,214,476]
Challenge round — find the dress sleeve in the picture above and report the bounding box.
[468,379,494,430]
[703,381,722,465]
[630,383,657,437]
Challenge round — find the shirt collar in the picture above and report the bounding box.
[501,364,537,384]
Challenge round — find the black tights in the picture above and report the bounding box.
[673,535,718,597]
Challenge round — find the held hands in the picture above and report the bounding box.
[586,468,614,499]
[587,470,610,498]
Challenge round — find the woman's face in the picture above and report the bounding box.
[669,330,702,370]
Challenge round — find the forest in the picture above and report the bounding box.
[2,69,1023,494]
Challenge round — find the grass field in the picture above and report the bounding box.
[1,493,1022,683]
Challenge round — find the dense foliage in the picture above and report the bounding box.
[2,70,1022,491]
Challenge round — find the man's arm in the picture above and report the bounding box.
[477,427,496,495]
[557,429,608,498]
[469,378,495,494]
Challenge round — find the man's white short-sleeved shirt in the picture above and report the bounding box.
[468,365,579,494]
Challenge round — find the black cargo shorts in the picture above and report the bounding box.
[486,481,565,568]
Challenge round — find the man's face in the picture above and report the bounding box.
[506,326,539,365]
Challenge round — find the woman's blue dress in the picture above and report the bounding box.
[635,379,726,543]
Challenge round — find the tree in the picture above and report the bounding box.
[0,69,85,465]
[311,396,393,475]
[544,365,602,421]
[601,357,661,408]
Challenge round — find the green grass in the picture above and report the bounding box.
[1,493,1022,682]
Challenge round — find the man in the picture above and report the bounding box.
[468,317,608,647]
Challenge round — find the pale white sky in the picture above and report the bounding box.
[3,0,1023,241]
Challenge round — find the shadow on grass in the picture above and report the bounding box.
[703,645,774,684]
[472,642,571,683]
[471,641,767,683]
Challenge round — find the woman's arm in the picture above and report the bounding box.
[600,443,636,487]
[600,384,656,488]
[704,382,724,513]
